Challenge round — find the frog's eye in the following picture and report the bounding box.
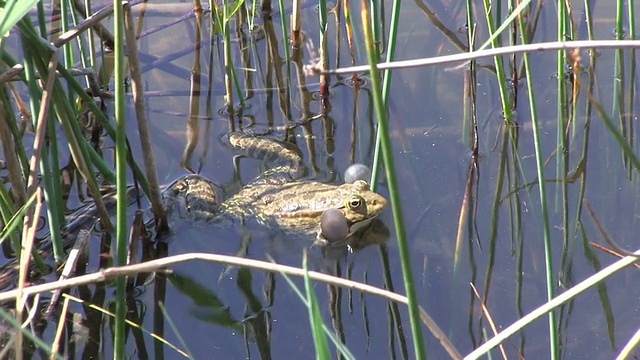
[345,195,367,214]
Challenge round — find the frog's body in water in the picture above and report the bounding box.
[164,171,386,244]
[163,132,387,245]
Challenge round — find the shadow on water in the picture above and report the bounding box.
[1,0,640,358]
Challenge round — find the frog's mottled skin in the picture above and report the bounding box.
[164,170,386,242]
[163,131,387,243]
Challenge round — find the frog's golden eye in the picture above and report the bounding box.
[345,195,367,214]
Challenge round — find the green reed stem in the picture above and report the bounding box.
[223,19,234,109]
[302,252,331,358]
[629,0,636,39]
[555,0,570,347]
[573,15,596,249]
[36,1,47,38]
[612,2,626,180]
[210,0,246,110]
[370,0,401,187]
[554,0,568,194]
[627,2,637,171]
[480,0,512,121]
[17,19,87,262]
[367,0,415,351]
[70,0,94,85]
[53,1,75,262]
[227,0,246,107]
[0,184,18,247]
[113,0,128,357]
[588,91,640,172]
[2,66,30,180]
[361,1,425,358]
[0,0,38,37]
[369,0,380,54]
[278,254,356,359]
[277,0,291,62]
[519,10,558,360]
[0,91,26,255]
[39,109,63,261]
[7,47,149,194]
[18,18,115,228]
[0,192,37,244]
[461,0,475,145]
[475,0,531,53]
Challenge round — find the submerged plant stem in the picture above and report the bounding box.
[522,7,558,358]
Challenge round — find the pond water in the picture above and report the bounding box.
[4,0,640,358]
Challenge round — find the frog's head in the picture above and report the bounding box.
[339,180,387,234]
[315,180,387,247]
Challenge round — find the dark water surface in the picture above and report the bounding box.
[6,0,640,358]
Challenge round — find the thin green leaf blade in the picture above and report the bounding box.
[0,0,39,38]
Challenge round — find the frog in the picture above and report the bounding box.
[163,130,388,247]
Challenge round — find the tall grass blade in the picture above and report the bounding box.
[360,1,425,358]
[113,0,128,357]
[369,0,401,186]
[0,192,37,244]
[475,0,532,53]
[0,0,39,38]
[303,253,331,359]
[518,9,558,359]
[278,255,356,359]
[579,224,616,349]
[480,0,512,121]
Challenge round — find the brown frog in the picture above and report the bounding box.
[163,131,388,246]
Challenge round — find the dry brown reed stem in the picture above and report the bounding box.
[15,53,61,356]
[470,283,508,360]
[181,6,205,172]
[453,161,475,269]
[343,0,356,66]
[123,2,167,230]
[0,66,97,84]
[261,0,272,15]
[60,293,189,357]
[590,242,640,269]
[50,297,71,358]
[71,0,119,48]
[290,0,302,48]
[0,295,41,360]
[0,252,462,359]
[584,201,637,257]
[44,229,91,319]
[0,65,27,84]
[53,2,116,49]
[16,189,43,360]
[27,55,58,200]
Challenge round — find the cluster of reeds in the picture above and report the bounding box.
[0,0,639,359]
